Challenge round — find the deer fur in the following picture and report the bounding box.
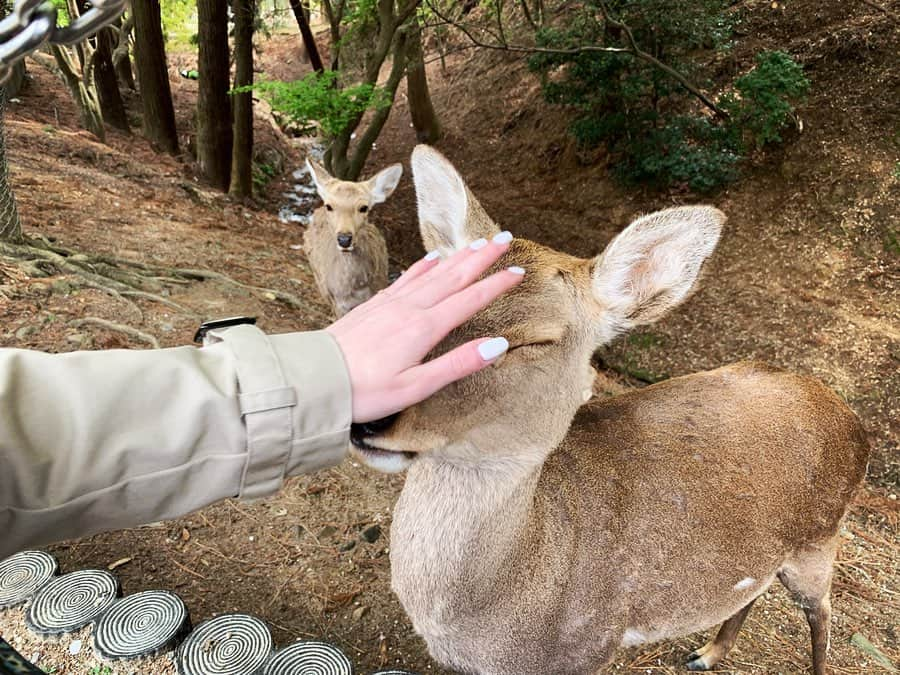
[303,159,401,317]
[350,146,870,675]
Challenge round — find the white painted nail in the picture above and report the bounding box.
[469,238,488,251]
[477,337,509,361]
[507,266,525,275]
[424,250,441,261]
[492,230,513,244]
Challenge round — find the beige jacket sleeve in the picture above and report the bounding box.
[0,325,351,558]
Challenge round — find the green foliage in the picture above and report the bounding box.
[88,667,113,675]
[50,0,70,27]
[239,71,390,139]
[721,51,810,149]
[528,2,809,191]
[252,161,278,191]
[160,0,197,48]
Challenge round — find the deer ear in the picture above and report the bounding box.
[366,163,403,204]
[306,159,335,201]
[411,145,500,256]
[592,206,725,344]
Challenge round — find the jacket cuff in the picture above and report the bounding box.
[209,326,351,499]
[268,330,352,476]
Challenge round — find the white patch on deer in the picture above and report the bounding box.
[734,577,756,591]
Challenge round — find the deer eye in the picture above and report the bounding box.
[325,204,333,211]
[359,205,369,213]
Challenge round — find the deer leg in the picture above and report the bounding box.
[685,598,757,671]
[777,537,838,675]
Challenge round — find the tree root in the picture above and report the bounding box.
[1,235,329,324]
[0,238,196,317]
[69,317,160,349]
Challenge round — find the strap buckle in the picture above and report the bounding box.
[193,316,257,344]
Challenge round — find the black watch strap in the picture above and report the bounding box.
[193,316,257,344]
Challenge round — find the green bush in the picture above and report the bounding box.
[527,1,809,191]
[237,71,390,139]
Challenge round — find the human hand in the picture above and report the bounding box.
[325,232,524,422]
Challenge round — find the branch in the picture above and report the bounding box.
[112,13,134,65]
[424,0,729,120]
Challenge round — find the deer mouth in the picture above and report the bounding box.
[336,244,355,253]
[350,431,417,472]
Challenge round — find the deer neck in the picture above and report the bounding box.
[390,451,544,616]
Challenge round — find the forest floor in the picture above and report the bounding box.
[0,0,898,673]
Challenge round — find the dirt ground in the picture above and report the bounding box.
[1,0,898,673]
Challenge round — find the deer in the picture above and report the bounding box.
[303,159,403,317]
[349,146,870,675]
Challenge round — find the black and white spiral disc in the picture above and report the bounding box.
[262,640,352,675]
[93,590,191,661]
[176,614,273,675]
[24,569,119,636]
[0,550,58,609]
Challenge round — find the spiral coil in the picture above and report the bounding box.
[24,569,118,637]
[0,550,58,610]
[93,590,191,661]
[176,613,273,675]
[262,640,353,675]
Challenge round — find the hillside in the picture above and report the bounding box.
[0,0,897,672]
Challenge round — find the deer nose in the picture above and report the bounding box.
[337,233,353,249]
[350,414,399,442]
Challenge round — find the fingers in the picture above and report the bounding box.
[430,266,525,338]
[387,250,442,294]
[400,231,513,308]
[394,336,509,410]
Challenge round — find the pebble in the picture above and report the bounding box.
[361,525,381,543]
[68,639,82,655]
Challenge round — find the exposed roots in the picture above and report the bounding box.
[0,237,195,317]
[1,235,315,315]
[69,317,161,349]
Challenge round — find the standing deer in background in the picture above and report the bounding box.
[303,159,402,317]
[350,146,870,675]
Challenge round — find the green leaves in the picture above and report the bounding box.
[237,71,390,140]
[526,2,808,191]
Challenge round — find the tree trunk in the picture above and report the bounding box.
[230,0,254,198]
[113,14,136,91]
[49,44,106,142]
[94,28,130,132]
[405,18,441,144]
[132,0,179,153]
[289,0,324,73]
[197,0,233,191]
[0,90,22,244]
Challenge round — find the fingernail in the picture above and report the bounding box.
[492,231,513,245]
[507,266,525,275]
[469,238,488,251]
[477,337,509,361]
[424,250,441,261]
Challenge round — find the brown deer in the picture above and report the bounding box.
[350,146,870,675]
[303,159,402,317]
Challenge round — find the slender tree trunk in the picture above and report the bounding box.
[0,90,22,244]
[405,18,441,143]
[94,28,130,132]
[113,14,136,91]
[230,0,254,198]
[197,0,233,190]
[49,44,107,142]
[289,0,324,72]
[132,0,179,153]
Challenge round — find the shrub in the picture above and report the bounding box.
[238,71,390,139]
[527,1,809,191]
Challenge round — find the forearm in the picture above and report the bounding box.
[0,326,351,556]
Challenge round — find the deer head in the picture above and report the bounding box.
[306,159,403,252]
[351,146,724,471]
